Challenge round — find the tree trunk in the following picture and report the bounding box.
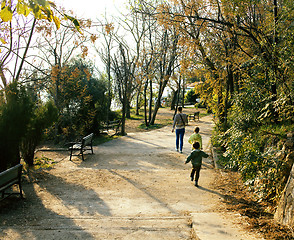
[150,79,168,125]
[136,88,140,115]
[177,77,182,107]
[181,77,185,107]
[106,40,112,123]
[170,89,178,110]
[148,79,153,123]
[21,139,36,166]
[126,100,131,119]
[121,96,127,136]
[143,78,149,126]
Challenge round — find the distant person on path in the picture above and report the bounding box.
[188,127,202,150]
[172,106,188,153]
[185,142,209,187]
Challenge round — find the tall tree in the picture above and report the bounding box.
[150,28,179,125]
[156,0,293,125]
[95,18,117,123]
[50,58,107,139]
[112,43,137,135]
[0,0,80,91]
[0,0,80,170]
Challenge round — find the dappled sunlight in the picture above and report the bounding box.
[0,171,97,240]
[30,170,112,217]
[137,160,160,169]
[82,149,186,171]
[33,182,65,214]
[107,169,180,216]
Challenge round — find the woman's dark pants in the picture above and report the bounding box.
[175,128,185,151]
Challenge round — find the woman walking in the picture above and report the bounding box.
[172,106,188,153]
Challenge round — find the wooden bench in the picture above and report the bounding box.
[188,111,200,121]
[69,133,94,161]
[101,119,121,134]
[0,164,23,200]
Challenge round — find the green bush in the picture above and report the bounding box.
[0,82,33,171]
[21,101,58,166]
[194,101,206,108]
[185,89,198,103]
[47,58,109,141]
[212,87,293,204]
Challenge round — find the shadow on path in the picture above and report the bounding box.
[0,169,111,239]
[197,185,225,199]
[34,171,112,217]
[108,169,179,215]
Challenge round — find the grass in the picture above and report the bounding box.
[138,123,165,130]
[92,106,207,145]
[31,156,57,170]
[129,112,145,120]
[92,134,120,145]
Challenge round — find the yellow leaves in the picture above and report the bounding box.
[79,19,92,28]
[105,23,114,35]
[84,69,91,80]
[71,68,80,80]
[90,34,97,43]
[51,65,60,82]
[157,3,185,30]
[169,0,177,4]
[81,45,88,59]
[47,1,56,8]
[1,0,57,27]
[179,58,191,69]
[0,1,79,32]
[16,2,31,16]
[178,37,187,46]
[33,0,50,8]
[64,13,81,32]
[32,3,53,21]
[0,38,7,44]
[0,5,13,22]
[53,16,60,29]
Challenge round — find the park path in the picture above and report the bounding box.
[0,115,264,239]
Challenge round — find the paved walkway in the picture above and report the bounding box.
[0,115,263,239]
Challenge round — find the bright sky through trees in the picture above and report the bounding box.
[59,0,125,19]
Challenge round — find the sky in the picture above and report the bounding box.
[56,0,130,71]
[59,0,126,20]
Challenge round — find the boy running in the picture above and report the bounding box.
[185,142,209,187]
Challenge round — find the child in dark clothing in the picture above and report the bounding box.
[185,142,209,187]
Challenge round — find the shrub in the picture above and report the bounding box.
[185,89,198,103]
[0,82,33,171]
[212,87,293,204]
[21,101,58,166]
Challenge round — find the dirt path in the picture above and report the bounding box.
[0,114,264,239]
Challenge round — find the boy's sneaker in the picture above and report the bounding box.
[191,177,194,181]
[175,148,179,152]
[180,150,183,153]
[195,181,199,187]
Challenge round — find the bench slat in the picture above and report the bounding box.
[101,120,121,134]
[0,164,21,187]
[0,179,19,192]
[0,164,23,200]
[69,133,94,161]
[188,111,200,121]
